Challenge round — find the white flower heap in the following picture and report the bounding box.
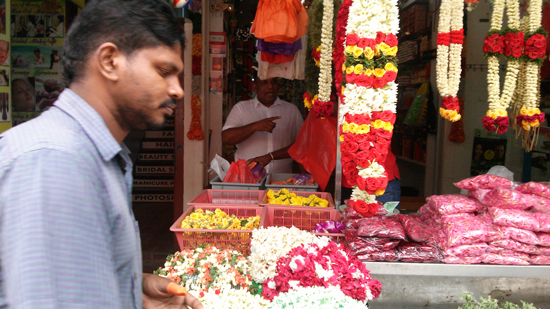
[481,0,521,134]
[155,247,266,308]
[339,0,399,216]
[267,286,370,309]
[436,0,464,122]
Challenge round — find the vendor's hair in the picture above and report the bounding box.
[63,0,184,85]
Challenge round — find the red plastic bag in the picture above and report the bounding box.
[288,113,337,191]
[442,213,493,247]
[397,214,438,245]
[496,226,540,245]
[443,256,482,264]
[444,243,488,257]
[454,174,513,190]
[489,207,539,231]
[356,250,399,262]
[223,159,257,183]
[486,246,530,259]
[427,195,483,215]
[481,253,530,265]
[397,242,441,263]
[489,239,540,255]
[529,255,550,264]
[357,216,407,240]
[484,188,537,210]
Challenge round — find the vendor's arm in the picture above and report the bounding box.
[0,149,123,308]
[247,145,292,170]
[142,274,203,309]
[222,116,280,145]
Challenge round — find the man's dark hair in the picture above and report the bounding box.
[63,0,184,85]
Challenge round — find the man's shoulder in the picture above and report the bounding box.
[0,109,92,165]
[234,99,256,108]
[277,99,301,113]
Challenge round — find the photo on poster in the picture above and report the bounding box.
[470,137,508,176]
[11,45,63,69]
[11,15,44,38]
[45,15,64,38]
[0,0,6,35]
[35,76,64,110]
[0,69,8,86]
[0,93,9,122]
[0,40,8,67]
[11,0,66,15]
[11,76,37,112]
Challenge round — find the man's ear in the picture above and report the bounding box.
[96,42,122,82]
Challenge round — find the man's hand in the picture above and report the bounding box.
[142,274,204,309]
[254,116,280,133]
[247,154,272,171]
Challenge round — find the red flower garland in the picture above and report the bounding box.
[524,33,547,60]
[333,0,352,96]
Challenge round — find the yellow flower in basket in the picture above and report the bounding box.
[244,221,255,230]
[267,190,275,199]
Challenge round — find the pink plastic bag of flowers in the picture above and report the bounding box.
[454,174,513,190]
[490,239,541,254]
[397,214,438,245]
[516,182,550,199]
[529,255,550,265]
[444,243,488,257]
[485,246,530,260]
[344,219,362,230]
[537,233,550,247]
[397,242,441,263]
[357,250,399,262]
[497,226,539,245]
[490,207,539,231]
[484,188,537,210]
[418,203,435,218]
[346,238,400,252]
[427,195,483,215]
[442,213,492,247]
[538,246,550,256]
[481,253,530,265]
[533,212,550,233]
[467,189,492,204]
[443,256,483,264]
[529,195,550,215]
[357,216,407,240]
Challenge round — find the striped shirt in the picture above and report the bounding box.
[0,89,142,308]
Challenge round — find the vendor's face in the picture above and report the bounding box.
[254,77,279,106]
[13,79,35,112]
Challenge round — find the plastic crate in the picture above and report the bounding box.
[188,189,264,207]
[170,205,265,255]
[263,205,342,232]
[210,175,266,190]
[265,173,319,192]
[260,190,335,208]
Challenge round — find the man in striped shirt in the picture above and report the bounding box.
[0,0,202,308]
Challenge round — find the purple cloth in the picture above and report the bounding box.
[257,38,302,55]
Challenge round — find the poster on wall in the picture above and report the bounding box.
[0,92,9,122]
[0,39,8,67]
[470,137,508,176]
[11,45,62,69]
[0,0,6,35]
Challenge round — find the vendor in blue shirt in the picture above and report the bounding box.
[0,0,203,308]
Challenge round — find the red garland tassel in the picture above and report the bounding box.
[187,94,204,140]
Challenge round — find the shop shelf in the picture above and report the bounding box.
[265,173,319,192]
[188,189,264,207]
[210,175,266,190]
[170,205,266,256]
[260,190,335,208]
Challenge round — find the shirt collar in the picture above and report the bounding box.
[253,96,283,108]
[54,89,124,162]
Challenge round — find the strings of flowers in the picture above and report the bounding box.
[436,0,464,122]
[333,0,352,97]
[482,0,521,134]
[513,0,547,150]
[339,0,399,217]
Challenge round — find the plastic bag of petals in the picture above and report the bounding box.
[485,246,530,260]
[397,214,438,245]
[516,182,550,199]
[467,189,491,204]
[343,202,387,219]
[533,212,550,233]
[418,203,435,218]
[481,253,530,265]
[538,246,550,256]
[490,239,540,255]
[357,216,407,240]
[442,214,492,247]
[397,242,441,263]
[427,195,482,215]
[443,256,483,264]
[490,207,539,231]
[530,195,550,215]
[344,219,362,230]
[496,226,539,245]
[356,250,399,262]
[444,243,488,257]
[346,238,400,253]
[484,188,537,210]
[529,255,550,265]
[454,174,513,190]
[536,233,550,247]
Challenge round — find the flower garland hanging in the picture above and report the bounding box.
[333,0,352,96]
[481,0,522,134]
[513,0,547,150]
[436,0,464,122]
[312,0,335,118]
[339,0,399,215]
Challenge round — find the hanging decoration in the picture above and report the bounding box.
[187,95,204,140]
[312,0,335,118]
[481,0,522,134]
[333,0,352,97]
[339,0,399,216]
[512,0,547,150]
[436,0,464,122]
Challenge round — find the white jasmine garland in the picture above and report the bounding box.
[358,161,387,179]
[350,188,378,203]
[346,0,399,38]
[523,0,543,112]
[318,0,334,102]
[339,83,398,124]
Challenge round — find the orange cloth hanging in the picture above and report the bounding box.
[260,51,294,64]
[251,0,308,43]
